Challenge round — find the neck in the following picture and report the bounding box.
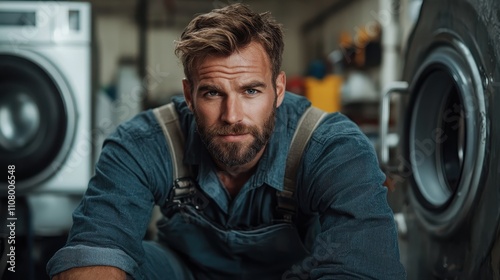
[215,148,265,198]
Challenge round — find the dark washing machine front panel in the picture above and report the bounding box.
[400,0,500,279]
[0,54,77,192]
[405,43,487,235]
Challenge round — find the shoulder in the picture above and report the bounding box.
[275,92,312,138]
[312,112,368,146]
[278,92,311,120]
[114,109,163,141]
[112,98,193,144]
[100,108,174,200]
[276,92,370,150]
[296,111,385,214]
[104,109,171,170]
[304,112,378,173]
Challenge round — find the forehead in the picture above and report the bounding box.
[192,41,272,80]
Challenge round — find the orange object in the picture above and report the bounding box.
[304,74,343,113]
[286,76,305,96]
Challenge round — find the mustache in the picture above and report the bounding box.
[207,123,259,136]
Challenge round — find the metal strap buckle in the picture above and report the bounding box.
[167,177,209,210]
[274,190,296,223]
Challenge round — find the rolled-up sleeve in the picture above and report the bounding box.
[46,245,138,277]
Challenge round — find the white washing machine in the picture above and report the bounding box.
[0,2,94,235]
[0,1,92,196]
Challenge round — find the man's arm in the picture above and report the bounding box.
[52,266,126,280]
[47,113,173,279]
[296,114,406,279]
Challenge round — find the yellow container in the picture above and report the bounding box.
[304,74,343,113]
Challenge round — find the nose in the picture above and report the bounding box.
[220,95,243,125]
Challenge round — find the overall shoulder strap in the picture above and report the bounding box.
[276,106,327,221]
[153,102,326,218]
[153,102,191,179]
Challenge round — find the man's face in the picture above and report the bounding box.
[183,41,286,168]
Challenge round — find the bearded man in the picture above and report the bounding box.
[47,4,406,280]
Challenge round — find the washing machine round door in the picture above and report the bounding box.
[401,0,500,279]
[0,52,77,193]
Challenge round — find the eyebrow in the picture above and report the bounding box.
[239,81,267,90]
[197,84,223,93]
[196,81,267,93]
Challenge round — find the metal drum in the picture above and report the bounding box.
[380,0,500,278]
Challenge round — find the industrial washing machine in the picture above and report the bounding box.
[0,2,94,278]
[380,0,500,278]
[0,1,93,195]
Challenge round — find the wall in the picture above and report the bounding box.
[95,15,139,87]
[301,0,420,99]
[246,1,323,77]
[147,28,185,103]
[321,0,381,59]
[93,0,326,104]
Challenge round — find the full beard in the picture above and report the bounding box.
[194,102,277,168]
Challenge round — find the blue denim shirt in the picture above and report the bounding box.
[47,92,406,279]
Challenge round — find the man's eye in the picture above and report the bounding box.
[205,91,219,97]
[245,89,258,95]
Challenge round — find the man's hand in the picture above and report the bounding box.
[52,266,127,280]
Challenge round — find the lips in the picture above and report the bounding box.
[218,133,250,141]
[220,133,246,136]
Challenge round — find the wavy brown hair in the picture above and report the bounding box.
[175,3,284,87]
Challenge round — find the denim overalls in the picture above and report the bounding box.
[156,179,310,279]
[153,103,326,279]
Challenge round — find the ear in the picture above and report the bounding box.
[275,71,286,108]
[182,78,193,111]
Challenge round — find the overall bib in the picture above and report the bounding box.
[156,180,310,279]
